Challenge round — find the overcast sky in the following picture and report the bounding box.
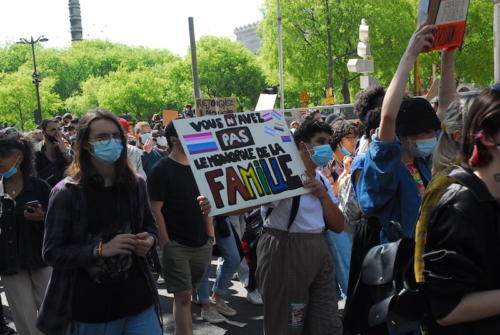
[0,0,264,56]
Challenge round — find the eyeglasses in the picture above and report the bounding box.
[89,132,122,145]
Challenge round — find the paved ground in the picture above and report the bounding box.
[0,259,344,334]
[0,260,264,335]
[159,260,264,334]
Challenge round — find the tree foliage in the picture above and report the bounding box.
[0,38,266,130]
[259,0,494,105]
[195,36,267,109]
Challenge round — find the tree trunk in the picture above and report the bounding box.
[342,76,350,104]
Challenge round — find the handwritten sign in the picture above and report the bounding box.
[173,110,308,216]
[196,97,237,116]
[419,0,470,51]
[162,110,179,126]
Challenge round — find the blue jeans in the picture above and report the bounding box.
[196,219,241,304]
[74,305,161,335]
[325,231,352,299]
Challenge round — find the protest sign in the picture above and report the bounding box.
[419,0,470,51]
[196,97,237,116]
[162,110,179,126]
[173,110,309,216]
[255,94,277,111]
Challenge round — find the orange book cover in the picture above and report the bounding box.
[419,0,470,51]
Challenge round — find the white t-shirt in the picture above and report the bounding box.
[262,173,336,233]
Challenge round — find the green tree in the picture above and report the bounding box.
[260,0,494,105]
[0,70,62,130]
[195,36,267,110]
[34,40,177,101]
[0,43,33,73]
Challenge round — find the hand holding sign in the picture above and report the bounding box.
[174,111,308,216]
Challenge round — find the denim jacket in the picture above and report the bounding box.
[354,133,431,243]
[36,176,159,335]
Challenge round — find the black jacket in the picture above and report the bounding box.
[423,165,500,334]
[0,175,51,275]
[35,144,70,188]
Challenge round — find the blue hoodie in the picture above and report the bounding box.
[352,132,431,243]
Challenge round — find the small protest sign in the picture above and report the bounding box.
[173,110,309,216]
[162,110,179,126]
[196,97,237,116]
[255,94,277,111]
[419,0,470,51]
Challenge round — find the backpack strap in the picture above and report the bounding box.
[287,196,301,231]
[264,195,301,231]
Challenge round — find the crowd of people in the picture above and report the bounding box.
[0,25,499,335]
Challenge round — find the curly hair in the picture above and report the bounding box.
[330,119,357,151]
[293,119,333,146]
[354,86,385,123]
[361,107,381,138]
[0,132,35,176]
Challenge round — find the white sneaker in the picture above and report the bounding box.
[246,289,263,305]
[214,299,238,317]
[156,276,165,284]
[201,306,226,324]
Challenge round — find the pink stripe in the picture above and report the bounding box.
[183,132,213,141]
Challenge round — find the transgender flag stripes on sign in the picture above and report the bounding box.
[183,132,219,154]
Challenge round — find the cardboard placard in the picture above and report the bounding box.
[162,110,179,126]
[419,0,470,51]
[173,110,308,216]
[255,94,277,111]
[196,97,237,116]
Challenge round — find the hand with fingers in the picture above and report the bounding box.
[143,139,154,153]
[304,178,329,201]
[407,25,437,56]
[134,232,155,257]
[197,196,212,216]
[24,204,45,222]
[101,234,138,257]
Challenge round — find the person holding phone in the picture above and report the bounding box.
[134,122,165,177]
[35,118,71,188]
[0,128,52,335]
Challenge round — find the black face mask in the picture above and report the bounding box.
[45,134,58,143]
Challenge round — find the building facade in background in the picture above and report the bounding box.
[234,22,261,54]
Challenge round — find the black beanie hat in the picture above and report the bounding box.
[396,98,440,137]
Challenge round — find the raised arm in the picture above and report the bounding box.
[437,49,459,121]
[379,25,437,143]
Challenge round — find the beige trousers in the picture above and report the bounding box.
[2,267,52,335]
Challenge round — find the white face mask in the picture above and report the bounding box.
[156,136,168,147]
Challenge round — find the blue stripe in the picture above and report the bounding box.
[187,142,218,154]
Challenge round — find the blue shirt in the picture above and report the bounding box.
[354,133,431,243]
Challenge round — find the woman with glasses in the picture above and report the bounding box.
[37,108,161,335]
[0,129,52,335]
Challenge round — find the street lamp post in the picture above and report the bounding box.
[17,36,48,125]
[494,0,500,83]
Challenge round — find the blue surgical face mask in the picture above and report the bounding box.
[91,139,123,164]
[0,157,20,179]
[307,144,333,167]
[409,137,437,158]
[340,145,352,156]
[140,133,153,144]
